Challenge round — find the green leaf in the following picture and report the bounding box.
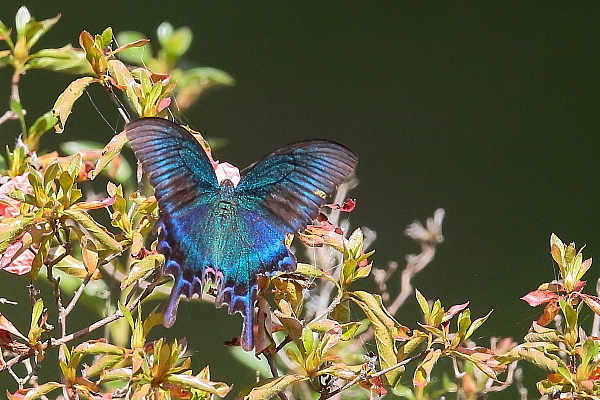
[0,216,34,253]
[240,374,308,400]
[464,309,493,340]
[118,301,134,331]
[24,13,61,49]
[66,153,82,179]
[157,23,193,61]
[165,374,231,397]
[106,60,141,115]
[114,31,151,63]
[0,19,11,39]
[98,27,113,49]
[351,291,401,386]
[89,129,128,180]
[582,338,599,368]
[84,354,124,378]
[28,45,90,74]
[54,255,89,279]
[27,111,58,150]
[346,227,363,259]
[121,254,163,289]
[456,309,471,338]
[415,289,430,320]
[52,76,94,133]
[9,382,63,400]
[74,340,124,355]
[10,98,24,120]
[43,161,60,190]
[29,298,43,334]
[294,263,325,278]
[183,67,236,86]
[413,349,441,388]
[62,208,122,252]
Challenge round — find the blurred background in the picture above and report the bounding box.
[1,2,600,397]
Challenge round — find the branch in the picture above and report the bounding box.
[0,110,18,125]
[322,350,427,399]
[387,208,445,316]
[0,296,140,373]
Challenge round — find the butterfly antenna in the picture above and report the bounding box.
[103,84,134,123]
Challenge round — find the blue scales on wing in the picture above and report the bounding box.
[126,117,358,351]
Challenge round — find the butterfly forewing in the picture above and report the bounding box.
[237,141,358,232]
[126,118,219,216]
[125,118,358,351]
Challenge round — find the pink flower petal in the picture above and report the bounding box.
[213,161,241,187]
[0,240,33,275]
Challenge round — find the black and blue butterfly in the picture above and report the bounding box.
[126,118,358,350]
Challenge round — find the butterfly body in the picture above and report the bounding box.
[126,118,357,350]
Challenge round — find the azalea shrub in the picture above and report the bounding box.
[1,6,600,400]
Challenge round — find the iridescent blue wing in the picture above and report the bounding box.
[126,118,358,351]
[125,117,219,213]
[126,117,220,325]
[230,141,357,348]
[237,140,358,233]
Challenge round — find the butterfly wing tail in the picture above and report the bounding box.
[214,285,256,351]
[163,270,185,328]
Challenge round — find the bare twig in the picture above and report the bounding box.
[322,350,428,399]
[0,110,18,125]
[264,351,290,400]
[387,208,445,316]
[0,296,140,373]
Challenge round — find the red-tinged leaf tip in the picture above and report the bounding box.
[537,301,561,326]
[157,97,171,112]
[574,280,587,292]
[107,76,127,90]
[325,198,356,212]
[580,294,600,316]
[521,290,560,307]
[0,314,27,341]
[73,196,116,210]
[358,376,387,396]
[442,301,470,322]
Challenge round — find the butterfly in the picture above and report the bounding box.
[125,117,358,350]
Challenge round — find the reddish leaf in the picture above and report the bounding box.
[325,198,356,212]
[72,196,116,210]
[442,302,470,322]
[0,314,27,341]
[537,301,561,326]
[316,213,336,231]
[157,97,171,112]
[581,294,600,316]
[358,376,387,396]
[521,290,560,307]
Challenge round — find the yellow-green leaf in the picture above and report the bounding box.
[52,77,94,133]
[63,208,122,252]
[241,374,308,400]
[351,291,401,386]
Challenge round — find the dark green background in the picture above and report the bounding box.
[1,2,600,397]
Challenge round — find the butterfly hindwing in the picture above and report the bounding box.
[126,118,358,351]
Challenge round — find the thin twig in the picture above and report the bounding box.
[0,110,17,125]
[0,297,139,373]
[264,352,290,400]
[323,350,428,399]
